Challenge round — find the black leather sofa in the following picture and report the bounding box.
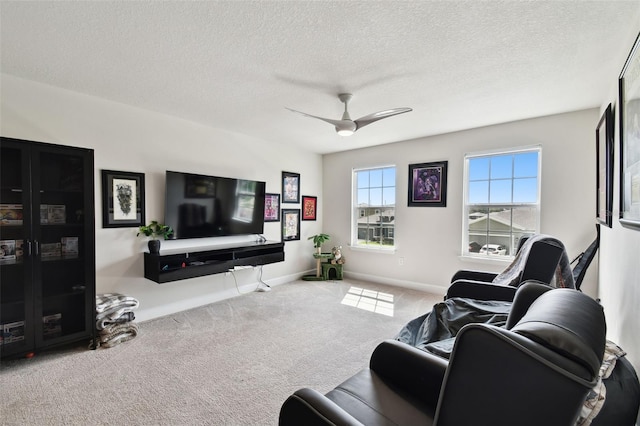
[446,234,572,302]
[279,284,606,426]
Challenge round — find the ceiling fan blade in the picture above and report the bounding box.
[354,107,412,130]
[285,107,343,127]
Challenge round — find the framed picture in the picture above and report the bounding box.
[282,171,300,203]
[282,208,300,241]
[596,104,614,228]
[301,195,317,221]
[408,161,448,207]
[264,193,280,222]
[101,170,145,228]
[619,32,640,230]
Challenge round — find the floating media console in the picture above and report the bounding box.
[143,241,284,283]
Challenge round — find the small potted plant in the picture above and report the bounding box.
[308,233,330,255]
[137,220,173,254]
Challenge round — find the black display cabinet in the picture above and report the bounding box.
[0,137,96,358]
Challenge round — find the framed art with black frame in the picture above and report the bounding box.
[101,169,145,228]
[282,208,300,241]
[596,103,614,228]
[619,32,640,230]
[301,195,317,221]
[264,193,280,222]
[408,161,448,207]
[282,171,300,204]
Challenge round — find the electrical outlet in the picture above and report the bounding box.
[398,257,404,266]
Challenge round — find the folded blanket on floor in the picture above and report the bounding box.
[99,320,136,336]
[95,293,139,329]
[97,322,139,348]
[96,312,135,331]
[96,293,139,313]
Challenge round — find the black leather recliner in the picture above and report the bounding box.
[446,234,572,302]
[279,284,606,426]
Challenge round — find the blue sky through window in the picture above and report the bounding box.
[357,167,396,206]
[469,152,538,204]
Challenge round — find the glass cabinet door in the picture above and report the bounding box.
[33,146,94,347]
[1,138,95,357]
[0,143,34,356]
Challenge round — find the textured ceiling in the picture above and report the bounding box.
[1,1,639,154]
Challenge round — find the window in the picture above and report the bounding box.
[233,179,257,223]
[353,166,396,249]
[463,147,540,258]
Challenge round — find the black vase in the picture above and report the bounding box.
[148,239,161,254]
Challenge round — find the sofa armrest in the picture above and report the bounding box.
[279,388,364,426]
[369,339,448,403]
[446,280,517,301]
[450,270,498,284]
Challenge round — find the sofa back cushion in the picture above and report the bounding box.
[511,288,605,377]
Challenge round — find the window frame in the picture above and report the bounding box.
[351,164,397,252]
[462,146,542,260]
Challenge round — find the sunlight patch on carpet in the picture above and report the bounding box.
[341,286,394,316]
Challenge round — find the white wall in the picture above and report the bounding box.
[4,63,638,379]
[598,21,640,374]
[1,74,323,321]
[323,109,600,298]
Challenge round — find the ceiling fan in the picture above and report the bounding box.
[286,93,412,136]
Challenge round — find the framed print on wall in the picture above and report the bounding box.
[596,103,614,228]
[282,208,300,241]
[408,161,448,207]
[282,171,300,204]
[619,31,640,230]
[301,195,317,221]
[264,193,281,222]
[101,170,145,228]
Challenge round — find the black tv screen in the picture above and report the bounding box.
[164,171,266,239]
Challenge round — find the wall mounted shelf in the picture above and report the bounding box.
[143,240,284,283]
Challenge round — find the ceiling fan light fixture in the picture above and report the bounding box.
[335,119,357,136]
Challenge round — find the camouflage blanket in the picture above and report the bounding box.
[493,234,575,289]
[96,322,139,348]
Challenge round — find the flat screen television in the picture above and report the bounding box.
[164,170,266,239]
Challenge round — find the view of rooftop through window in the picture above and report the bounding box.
[465,148,540,257]
[353,166,396,249]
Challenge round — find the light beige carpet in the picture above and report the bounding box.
[0,278,440,425]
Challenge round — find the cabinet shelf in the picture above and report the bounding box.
[0,255,82,265]
[41,255,82,262]
[1,299,25,309]
[144,241,285,283]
